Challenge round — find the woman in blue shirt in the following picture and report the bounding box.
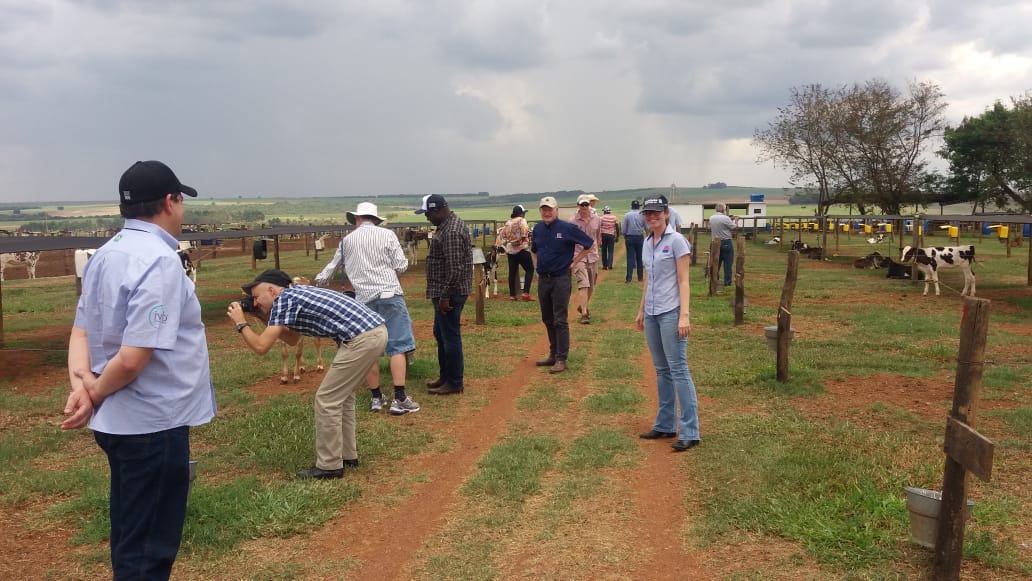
[635,196,701,452]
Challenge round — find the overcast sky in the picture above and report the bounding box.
[2,0,1030,203]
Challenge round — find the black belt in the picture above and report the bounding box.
[539,271,570,279]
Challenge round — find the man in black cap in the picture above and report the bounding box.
[63,160,215,579]
[416,195,472,394]
[622,199,646,283]
[227,269,387,479]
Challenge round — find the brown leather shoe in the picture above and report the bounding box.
[426,377,446,389]
[428,384,464,395]
[549,360,567,374]
[535,357,556,367]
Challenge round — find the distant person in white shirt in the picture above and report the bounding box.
[315,202,420,416]
[709,203,738,287]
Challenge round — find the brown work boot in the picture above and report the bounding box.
[549,360,567,374]
[535,356,556,367]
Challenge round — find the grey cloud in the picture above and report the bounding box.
[788,1,918,49]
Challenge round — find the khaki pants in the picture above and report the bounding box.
[314,325,387,470]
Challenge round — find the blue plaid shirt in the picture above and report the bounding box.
[267,285,384,344]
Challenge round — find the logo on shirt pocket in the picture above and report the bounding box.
[148,304,169,328]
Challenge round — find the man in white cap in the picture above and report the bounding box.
[571,194,602,324]
[315,202,420,415]
[531,196,594,373]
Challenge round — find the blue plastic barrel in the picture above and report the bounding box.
[982,222,992,235]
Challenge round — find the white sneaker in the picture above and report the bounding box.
[370,395,384,413]
[389,397,420,415]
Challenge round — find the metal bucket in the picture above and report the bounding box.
[763,326,794,353]
[904,487,974,549]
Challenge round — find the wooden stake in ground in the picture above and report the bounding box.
[933,297,994,580]
[708,238,720,297]
[734,237,745,325]
[776,251,799,382]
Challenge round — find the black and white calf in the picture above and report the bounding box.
[482,246,502,298]
[900,245,976,296]
[0,251,41,281]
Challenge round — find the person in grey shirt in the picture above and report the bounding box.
[709,203,738,287]
[622,200,647,283]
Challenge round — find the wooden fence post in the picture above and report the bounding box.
[474,265,485,325]
[273,235,281,270]
[708,238,720,296]
[933,297,993,580]
[690,226,698,266]
[734,237,745,325]
[776,251,799,382]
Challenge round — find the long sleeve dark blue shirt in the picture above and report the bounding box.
[531,219,594,276]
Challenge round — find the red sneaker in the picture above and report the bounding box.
[521,293,536,301]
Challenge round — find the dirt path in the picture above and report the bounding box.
[281,257,705,579]
[305,330,554,580]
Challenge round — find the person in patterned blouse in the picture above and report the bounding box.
[499,204,535,301]
[228,269,387,479]
[416,195,472,395]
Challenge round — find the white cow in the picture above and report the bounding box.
[900,245,976,296]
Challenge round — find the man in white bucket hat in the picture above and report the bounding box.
[316,201,420,416]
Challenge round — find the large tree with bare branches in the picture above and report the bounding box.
[754,79,947,215]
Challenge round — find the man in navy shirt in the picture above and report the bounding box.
[228,269,387,480]
[531,196,593,373]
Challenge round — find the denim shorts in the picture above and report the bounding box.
[365,294,416,356]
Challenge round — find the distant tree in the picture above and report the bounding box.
[940,94,1032,213]
[755,80,947,215]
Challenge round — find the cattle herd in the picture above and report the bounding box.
[0,234,987,301]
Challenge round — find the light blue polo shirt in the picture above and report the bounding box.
[74,219,216,435]
[643,225,692,316]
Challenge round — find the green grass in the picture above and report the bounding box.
[3,209,1032,577]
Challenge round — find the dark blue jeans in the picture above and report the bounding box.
[718,239,734,286]
[601,234,616,269]
[625,235,644,282]
[431,294,467,388]
[537,271,572,360]
[94,426,191,581]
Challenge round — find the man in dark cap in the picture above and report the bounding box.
[228,269,387,479]
[622,200,646,282]
[63,160,215,579]
[416,195,472,394]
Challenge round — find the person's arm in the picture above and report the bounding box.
[63,326,94,429]
[676,253,692,338]
[227,302,293,354]
[314,245,344,284]
[75,345,155,406]
[388,236,409,274]
[635,276,648,331]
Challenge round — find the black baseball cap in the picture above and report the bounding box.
[415,194,448,214]
[118,160,198,204]
[510,204,526,218]
[641,195,669,211]
[631,200,641,209]
[242,269,293,294]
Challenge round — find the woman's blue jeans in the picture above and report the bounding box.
[643,308,700,441]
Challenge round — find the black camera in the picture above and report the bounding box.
[238,295,257,313]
